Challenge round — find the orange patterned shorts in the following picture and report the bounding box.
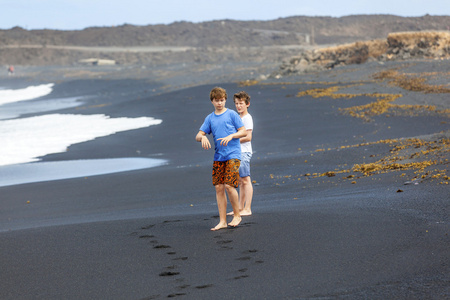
[212,159,240,187]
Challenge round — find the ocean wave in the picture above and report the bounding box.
[0,83,54,106]
[0,113,162,166]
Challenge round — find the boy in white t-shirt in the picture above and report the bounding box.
[232,91,254,216]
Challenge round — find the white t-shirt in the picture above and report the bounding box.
[241,113,253,153]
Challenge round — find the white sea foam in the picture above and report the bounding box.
[0,83,54,105]
[0,114,162,166]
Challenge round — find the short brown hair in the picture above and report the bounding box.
[233,91,250,105]
[210,87,227,101]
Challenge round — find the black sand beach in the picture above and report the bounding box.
[1,59,449,299]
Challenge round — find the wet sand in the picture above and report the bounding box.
[0,59,449,299]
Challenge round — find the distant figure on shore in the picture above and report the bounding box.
[228,91,254,216]
[196,87,246,231]
[8,65,14,76]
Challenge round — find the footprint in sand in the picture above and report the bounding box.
[135,222,192,297]
[163,219,182,223]
[154,244,171,249]
[167,292,186,297]
[233,275,249,280]
[216,239,233,244]
[172,256,188,261]
[231,250,264,280]
[141,224,155,229]
[138,234,155,239]
[177,284,190,289]
[242,249,263,264]
[195,284,214,289]
[239,222,256,227]
[231,267,250,280]
[159,271,180,277]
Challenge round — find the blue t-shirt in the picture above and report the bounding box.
[199,109,244,161]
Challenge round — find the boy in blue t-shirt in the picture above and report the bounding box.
[196,87,246,231]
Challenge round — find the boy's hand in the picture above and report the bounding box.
[196,131,211,149]
[201,136,211,149]
[218,135,232,146]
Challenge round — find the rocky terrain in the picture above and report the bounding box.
[1,14,449,66]
[273,31,450,78]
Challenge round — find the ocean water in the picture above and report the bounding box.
[0,96,86,120]
[0,158,167,187]
[0,83,165,186]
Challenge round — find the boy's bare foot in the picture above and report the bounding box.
[226,211,239,216]
[228,216,242,227]
[211,222,228,231]
[228,210,251,216]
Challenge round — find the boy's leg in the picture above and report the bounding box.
[240,175,253,216]
[237,152,253,216]
[223,159,241,227]
[211,161,228,231]
[225,184,241,227]
[211,184,228,231]
[238,177,245,211]
[227,178,243,215]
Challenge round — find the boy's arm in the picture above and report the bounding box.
[240,129,252,143]
[196,130,211,149]
[218,126,246,146]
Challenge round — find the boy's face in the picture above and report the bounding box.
[234,98,249,114]
[212,97,226,111]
